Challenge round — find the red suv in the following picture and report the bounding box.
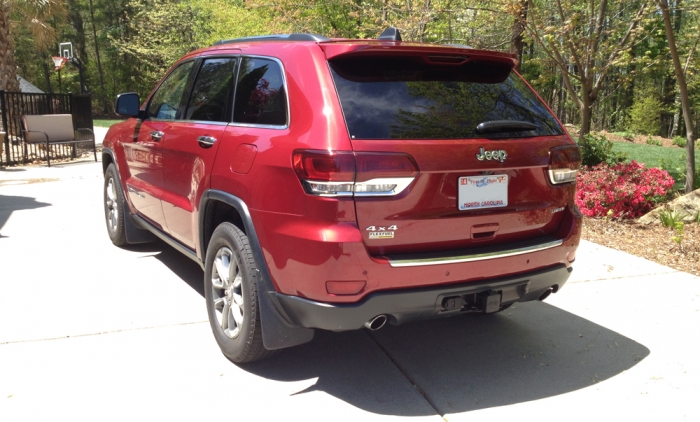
[103,28,581,363]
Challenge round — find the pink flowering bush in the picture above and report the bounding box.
[575,161,675,218]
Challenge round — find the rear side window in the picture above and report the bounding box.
[147,61,194,120]
[233,57,287,126]
[185,58,237,122]
[329,57,562,139]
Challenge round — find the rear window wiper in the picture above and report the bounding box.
[475,120,538,134]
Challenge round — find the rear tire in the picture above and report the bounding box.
[204,222,275,363]
[103,164,127,247]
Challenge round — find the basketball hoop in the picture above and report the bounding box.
[52,56,67,71]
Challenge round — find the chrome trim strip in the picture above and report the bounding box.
[301,180,354,197]
[228,121,289,130]
[388,239,563,267]
[131,215,202,268]
[144,55,290,130]
[176,120,230,126]
[354,177,415,197]
[300,177,416,197]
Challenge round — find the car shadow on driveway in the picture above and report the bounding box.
[242,301,649,417]
[127,239,205,296]
[141,240,650,417]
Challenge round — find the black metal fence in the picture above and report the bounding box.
[0,90,94,166]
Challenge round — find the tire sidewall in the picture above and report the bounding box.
[204,224,257,361]
[104,164,126,245]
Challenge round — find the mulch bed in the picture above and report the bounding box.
[582,217,700,276]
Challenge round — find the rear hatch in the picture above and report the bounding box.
[323,43,577,257]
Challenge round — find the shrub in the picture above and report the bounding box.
[660,152,700,190]
[658,208,686,244]
[575,161,675,219]
[659,207,687,228]
[578,133,628,167]
[614,131,635,139]
[627,96,663,135]
[646,136,662,146]
[672,136,686,148]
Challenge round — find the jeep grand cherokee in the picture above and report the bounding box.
[102,28,581,363]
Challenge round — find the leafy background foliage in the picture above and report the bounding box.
[3,0,700,146]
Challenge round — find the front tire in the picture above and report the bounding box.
[103,163,127,246]
[204,222,273,363]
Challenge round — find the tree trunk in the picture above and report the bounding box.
[88,0,109,114]
[43,62,52,93]
[510,0,528,72]
[580,101,593,143]
[556,74,565,122]
[67,0,90,66]
[669,92,681,138]
[0,4,20,92]
[658,0,695,193]
[661,0,682,137]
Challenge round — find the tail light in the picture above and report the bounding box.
[292,151,355,196]
[548,145,581,185]
[292,150,419,197]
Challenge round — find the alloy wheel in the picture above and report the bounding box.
[211,247,244,338]
[105,177,119,232]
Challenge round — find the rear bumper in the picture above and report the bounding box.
[272,264,572,331]
[252,206,581,303]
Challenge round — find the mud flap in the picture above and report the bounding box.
[125,213,155,244]
[259,288,315,350]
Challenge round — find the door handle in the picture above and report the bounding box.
[197,136,217,147]
[150,131,164,141]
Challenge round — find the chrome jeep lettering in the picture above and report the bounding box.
[475,147,507,162]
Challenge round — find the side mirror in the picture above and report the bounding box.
[115,93,141,117]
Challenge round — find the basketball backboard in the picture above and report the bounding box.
[58,42,74,59]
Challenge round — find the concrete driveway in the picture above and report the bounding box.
[1,161,698,421]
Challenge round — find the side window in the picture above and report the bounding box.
[185,58,237,122]
[146,61,194,120]
[233,57,287,126]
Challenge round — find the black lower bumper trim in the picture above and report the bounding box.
[274,265,572,331]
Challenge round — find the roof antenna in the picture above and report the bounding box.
[378,27,402,41]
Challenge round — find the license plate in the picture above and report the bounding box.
[458,175,508,210]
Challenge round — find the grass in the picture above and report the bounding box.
[611,142,700,189]
[612,142,699,168]
[93,119,124,128]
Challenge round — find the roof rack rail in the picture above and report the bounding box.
[213,33,330,46]
[444,43,473,49]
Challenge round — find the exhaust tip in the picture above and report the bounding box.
[538,288,553,302]
[364,315,388,331]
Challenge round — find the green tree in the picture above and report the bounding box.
[627,94,665,135]
[655,0,696,192]
[519,0,650,141]
[108,0,213,98]
[0,0,65,91]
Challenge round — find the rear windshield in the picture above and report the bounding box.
[329,57,563,140]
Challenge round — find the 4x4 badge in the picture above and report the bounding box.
[476,147,507,162]
[366,225,397,240]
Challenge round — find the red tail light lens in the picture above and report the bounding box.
[548,145,581,184]
[292,150,355,181]
[292,150,419,197]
